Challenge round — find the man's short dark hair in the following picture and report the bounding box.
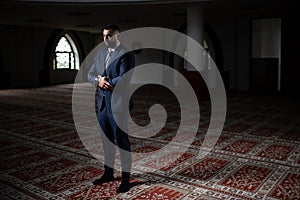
[102,24,120,33]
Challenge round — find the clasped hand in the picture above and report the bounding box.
[98,75,113,90]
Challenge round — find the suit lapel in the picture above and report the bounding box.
[99,50,107,75]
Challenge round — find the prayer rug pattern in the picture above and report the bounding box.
[0,84,299,199]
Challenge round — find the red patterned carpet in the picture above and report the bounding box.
[0,84,299,199]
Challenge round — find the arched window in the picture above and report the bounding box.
[53,33,80,70]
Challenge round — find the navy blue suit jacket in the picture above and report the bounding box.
[88,44,135,113]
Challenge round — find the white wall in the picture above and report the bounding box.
[252,18,281,90]
[252,18,281,58]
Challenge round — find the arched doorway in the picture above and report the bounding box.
[170,23,223,74]
[168,23,225,101]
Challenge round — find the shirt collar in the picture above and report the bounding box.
[108,41,120,53]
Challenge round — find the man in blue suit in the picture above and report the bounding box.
[88,24,135,193]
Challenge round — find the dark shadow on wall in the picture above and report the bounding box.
[281,15,300,98]
[0,49,10,89]
[250,58,279,92]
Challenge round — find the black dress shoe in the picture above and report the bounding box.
[92,174,114,185]
[117,180,131,193]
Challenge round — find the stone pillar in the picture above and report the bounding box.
[183,5,209,101]
[186,5,205,71]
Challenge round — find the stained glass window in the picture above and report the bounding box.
[53,33,80,70]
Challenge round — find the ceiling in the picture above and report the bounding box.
[0,0,296,33]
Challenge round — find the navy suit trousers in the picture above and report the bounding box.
[97,95,132,174]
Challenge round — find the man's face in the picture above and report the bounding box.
[103,29,119,48]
